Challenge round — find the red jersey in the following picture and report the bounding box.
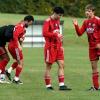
[42,17,62,48]
[74,16,100,48]
[9,22,26,48]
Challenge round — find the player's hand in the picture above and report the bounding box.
[19,38,24,45]
[72,19,78,25]
[57,34,63,42]
[19,45,22,51]
[53,29,60,34]
[96,44,100,49]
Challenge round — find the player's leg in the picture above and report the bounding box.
[0,47,10,73]
[7,44,23,84]
[12,51,23,84]
[57,47,71,90]
[0,47,10,83]
[5,60,18,81]
[57,60,64,86]
[44,62,53,90]
[88,48,100,90]
[57,60,71,90]
[6,45,18,81]
[8,61,18,72]
[90,60,100,90]
[13,59,23,84]
[44,47,54,90]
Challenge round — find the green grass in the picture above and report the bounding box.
[0,13,100,100]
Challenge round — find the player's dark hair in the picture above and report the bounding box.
[24,15,34,22]
[85,4,95,11]
[53,7,64,14]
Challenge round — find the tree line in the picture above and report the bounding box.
[0,0,99,17]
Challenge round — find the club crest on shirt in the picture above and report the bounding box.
[86,28,94,34]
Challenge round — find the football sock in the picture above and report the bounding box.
[0,58,9,73]
[15,65,22,78]
[12,62,18,70]
[14,76,19,81]
[92,72,99,89]
[0,70,2,74]
[8,67,13,73]
[44,76,51,87]
[58,75,64,86]
[8,62,18,73]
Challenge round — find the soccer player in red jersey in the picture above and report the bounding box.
[5,15,34,84]
[73,4,100,90]
[43,7,71,90]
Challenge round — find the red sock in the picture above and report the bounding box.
[44,76,51,86]
[12,62,18,70]
[58,75,64,86]
[15,65,22,77]
[0,58,9,73]
[92,72,99,89]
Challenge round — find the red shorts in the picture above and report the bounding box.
[0,47,7,56]
[44,46,64,64]
[89,48,100,61]
[8,44,23,60]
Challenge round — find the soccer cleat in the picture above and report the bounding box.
[59,85,72,91]
[0,79,10,84]
[5,70,12,81]
[47,86,54,90]
[12,79,23,84]
[88,87,100,91]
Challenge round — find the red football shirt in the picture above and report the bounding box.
[74,16,100,48]
[42,17,62,48]
[9,22,26,48]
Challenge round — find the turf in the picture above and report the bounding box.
[0,13,100,100]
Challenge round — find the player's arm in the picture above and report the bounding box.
[42,21,58,38]
[13,26,23,64]
[73,19,86,36]
[95,18,100,49]
[19,34,25,46]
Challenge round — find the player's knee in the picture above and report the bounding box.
[3,57,10,63]
[59,63,64,69]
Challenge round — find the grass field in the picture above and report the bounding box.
[0,13,100,100]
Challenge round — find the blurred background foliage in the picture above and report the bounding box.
[0,0,99,17]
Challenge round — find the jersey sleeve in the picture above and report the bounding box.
[13,26,24,48]
[95,18,100,44]
[74,20,86,36]
[98,18,100,26]
[42,20,58,38]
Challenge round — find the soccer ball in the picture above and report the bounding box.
[0,74,5,81]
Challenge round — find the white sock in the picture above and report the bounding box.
[59,82,64,86]
[8,67,13,73]
[0,70,2,74]
[46,84,52,88]
[14,76,19,81]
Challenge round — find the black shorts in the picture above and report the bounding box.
[0,37,6,47]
